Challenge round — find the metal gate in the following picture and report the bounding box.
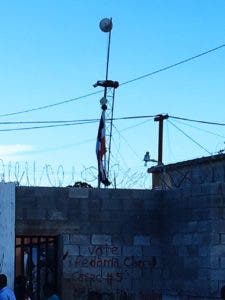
[15,236,58,300]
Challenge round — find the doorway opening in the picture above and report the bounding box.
[15,236,58,300]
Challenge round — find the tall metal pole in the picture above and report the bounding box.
[96,18,113,188]
[154,114,169,165]
[107,88,115,174]
[105,23,112,83]
[103,19,112,178]
[95,18,119,187]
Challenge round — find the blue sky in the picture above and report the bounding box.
[0,0,225,187]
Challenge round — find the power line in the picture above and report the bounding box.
[0,115,155,128]
[0,120,97,132]
[170,115,225,126]
[171,119,225,139]
[1,112,225,131]
[112,124,141,159]
[1,42,225,118]
[1,112,225,133]
[168,120,212,155]
[0,90,103,118]
[120,43,225,86]
[0,119,99,125]
[0,115,155,132]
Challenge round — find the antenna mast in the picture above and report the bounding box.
[94,18,119,187]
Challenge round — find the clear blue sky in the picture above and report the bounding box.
[0,0,225,187]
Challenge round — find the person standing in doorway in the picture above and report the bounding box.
[0,274,16,300]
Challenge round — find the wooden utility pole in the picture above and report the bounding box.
[154,114,169,165]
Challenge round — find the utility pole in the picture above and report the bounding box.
[154,114,169,165]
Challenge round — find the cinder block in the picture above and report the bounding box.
[172,234,183,246]
[79,246,91,256]
[92,234,111,245]
[70,234,90,245]
[187,221,198,233]
[210,256,220,268]
[211,269,225,280]
[122,246,142,256]
[197,221,211,232]
[210,279,219,295]
[69,188,89,199]
[212,233,220,244]
[102,197,123,210]
[27,208,47,220]
[142,246,161,256]
[178,246,188,257]
[183,234,193,245]
[134,235,151,246]
[46,209,66,220]
[199,246,208,257]
[63,234,70,244]
[211,245,225,257]
[64,244,79,256]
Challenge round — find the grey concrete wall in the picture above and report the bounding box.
[15,183,225,299]
[16,187,163,300]
[161,182,225,300]
[0,183,15,288]
[150,154,225,189]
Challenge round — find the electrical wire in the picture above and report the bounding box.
[0,90,103,118]
[120,119,152,132]
[1,43,225,118]
[0,115,155,125]
[120,43,225,86]
[170,115,225,126]
[171,119,225,139]
[112,124,140,159]
[0,120,97,132]
[0,115,156,131]
[167,120,212,155]
[165,120,176,161]
[0,119,99,125]
[1,113,225,132]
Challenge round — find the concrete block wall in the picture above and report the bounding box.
[62,233,160,299]
[16,187,163,300]
[15,182,225,299]
[150,154,225,189]
[161,183,225,299]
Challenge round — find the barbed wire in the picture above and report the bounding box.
[0,159,150,189]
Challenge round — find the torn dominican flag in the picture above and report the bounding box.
[96,110,110,186]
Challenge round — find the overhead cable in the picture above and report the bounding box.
[0,90,103,118]
[168,120,212,155]
[0,115,155,126]
[1,113,225,131]
[169,115,225,126]
[171,119,225,139]
[1,113,225,128]
[0,120,97,132]
[120,43,225,86]
[1,43,225,118]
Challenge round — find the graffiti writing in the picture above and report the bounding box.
[88,245,120,256]
[72,271,123,285]
[75,256,119,268]
[63,243,158,299]
[73,255,156,269]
